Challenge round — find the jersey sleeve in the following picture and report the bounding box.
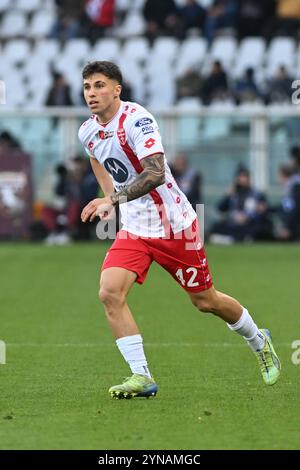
[129,112,164,161]
[78,120,97,159]
[84,146,96,158]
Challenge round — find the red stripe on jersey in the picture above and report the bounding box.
[118,113,173,237]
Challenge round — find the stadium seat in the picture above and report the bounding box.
[5,75,28,106]
[27,71,52,107]
[0,0,12,13]
[59,39,91,67]
[175,37,207,77]
[23,58,51,93]
[3,39,31,65]
[148,72,176,107]
[29,10,57,38]
[150,37,179,64]
[15,0,41,12]
[92,38,120,62]
[116,0,131,11]
[266,37,296,78]
[203,36,237,74]
[0,11,27,38]
[42,0,56,10]
[118,58,146,102]
[234,38,266,79]
[122,37,150,64]
[32,39,60,62]
[132,0,146,10]
[294,44,300,80]
[117,10,146,37]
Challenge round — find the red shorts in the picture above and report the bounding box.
[101,219,213,293]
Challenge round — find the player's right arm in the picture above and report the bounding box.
[81,157,116,222]
[90,157,114,197]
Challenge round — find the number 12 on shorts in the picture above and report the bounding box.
[175,267,199,288]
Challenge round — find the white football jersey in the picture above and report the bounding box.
[78,101,196,237]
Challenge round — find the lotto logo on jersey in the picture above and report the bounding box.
[135,117,153,127]
[144,138,156,149]
[117,128,126,145]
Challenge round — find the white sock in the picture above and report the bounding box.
[116,334,152,378]
[227,308,265,351]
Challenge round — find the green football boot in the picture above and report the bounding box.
[109,374,158,399]
[255,329,281,385]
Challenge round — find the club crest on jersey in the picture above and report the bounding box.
[117,128,126,146]
[88,141,94,150]
[135,117,153,127]
[99,130,114,140]
[104,158,128,183]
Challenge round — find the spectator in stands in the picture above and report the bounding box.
[176,68,203,101]
[43,156,99,243]
[169,153,202,209]
[42,163,70,245]
[210,166,273,242]
[49,0,83,40]
[289,145,300,174]
[266,65,294,104]
[0,131,32,240]
[81,0,116,41]
[143,0,180,40]
[277,163,300,240]
[0,131,21,151]
[234,67,261,104]
[178,0,206,36]
[204,0,237,42]
[266,0,300,38]
[236,0,276,39]
[201,60,229,105]
[45,72,73,107]
[68,156,99,240]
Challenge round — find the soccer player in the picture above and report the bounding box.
[79,61,281,399]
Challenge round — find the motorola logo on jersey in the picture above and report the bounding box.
[104,158,128,183]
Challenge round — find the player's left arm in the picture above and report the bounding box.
[110,153,165,206]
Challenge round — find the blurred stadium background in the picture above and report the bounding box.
[1,0,300,242]
[1,0,300,451]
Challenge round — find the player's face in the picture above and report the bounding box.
[83,73,121,115]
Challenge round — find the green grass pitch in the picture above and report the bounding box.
[0,242,299,450]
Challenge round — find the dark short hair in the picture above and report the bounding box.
[82,61,123,84]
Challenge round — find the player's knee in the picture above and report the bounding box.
[99,286,126,308]
[191,294,218,314]
[196,299,214,313]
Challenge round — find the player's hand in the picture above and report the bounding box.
[81,197,113,223]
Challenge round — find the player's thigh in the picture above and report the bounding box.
[99,267,137,303]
